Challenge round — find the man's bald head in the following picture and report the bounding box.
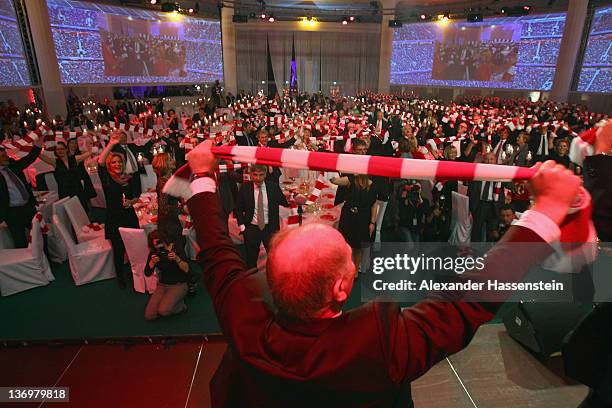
[267,223,355,321]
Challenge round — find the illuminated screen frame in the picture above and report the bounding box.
[46,0,224,86]
[0,0,31,87]
[390,12,567,91]
[576,5,612,93]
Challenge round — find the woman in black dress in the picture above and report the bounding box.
[151,152,182,245]
[98,133,141,288]
[550,138,571,169]
[67,138,97,210]
[38,141,92,209]
[330,140,380,274]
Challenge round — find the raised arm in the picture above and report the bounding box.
[98,133,119,166]
[329,175,350,186]
[186,140,270,337]
[392,160,581,382]
[14,140,43,170]
[75,150,92,163]
[37,151,56,167]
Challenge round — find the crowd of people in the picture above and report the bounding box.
[100,30,188,77]
[391,17,564,89]
[433,40,520,82]
[1,90,607,256]
[1,88,610,406]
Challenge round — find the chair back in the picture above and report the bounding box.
[44,172,59,193]
[64,196,91,232]
[53,214,77,255]
[30,214,45,260]
[53,196,73,233]
[449,191,471,246]
[140,164,158,192]
[119,227,155,293]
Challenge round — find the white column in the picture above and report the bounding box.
[549,0,589,102]
[221,6,238,95]
[24,0,66,118]
[377,0,397,93]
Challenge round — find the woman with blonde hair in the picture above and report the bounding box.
[98,133,140,288]
[152,152,183,246]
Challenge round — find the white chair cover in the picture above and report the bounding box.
[0,222,14,250]
[449,191,472,246]
[44,172,59,193]
[119,228,157,294]
[47,197,71,263]
[140,164,157,193]
[88,169,106,209]
[0,215,53,296]
[53,214,116,286]
[64,196,105,243]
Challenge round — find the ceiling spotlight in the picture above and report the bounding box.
[523,5,532,11]
[150,0,157,4]
[420,13,427,20]
[260,12,267,19]
[501,7,506,13]
[268,15,275,22]
[342,18,348,25]
[349,16,356,22]
[188,8,194,13]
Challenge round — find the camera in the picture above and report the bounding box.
[155,243,169,262]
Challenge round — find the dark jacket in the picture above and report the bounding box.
[187,187,553,408]
[0,146,40,223]
[112,141,153,174]
[467,180,507,214]
[234,180,289,232]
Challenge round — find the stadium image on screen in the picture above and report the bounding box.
[46,0,223,85]
[0,0,31,87]
[391,13,566,90]
[576,6,612,93]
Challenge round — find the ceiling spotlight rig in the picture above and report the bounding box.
[156,2,200,15]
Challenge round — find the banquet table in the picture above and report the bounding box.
[134,172,342,259]
[134,192,202,260]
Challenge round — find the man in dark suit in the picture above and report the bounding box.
[491,126,513,164]
[234,164,290,269]
[111,130,153,195]
[528,125,552,163]
[370,109,388,135]
[234,122,257,147]
[0,137,43,248]
[256,128,295,183]
[468,152,508,242]
[187,139,579,408]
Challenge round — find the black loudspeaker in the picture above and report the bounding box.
[503,301,593,359]
[388,19,403,28]
[232,14,248,23]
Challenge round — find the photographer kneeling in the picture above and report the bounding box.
[144,230,190,320]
